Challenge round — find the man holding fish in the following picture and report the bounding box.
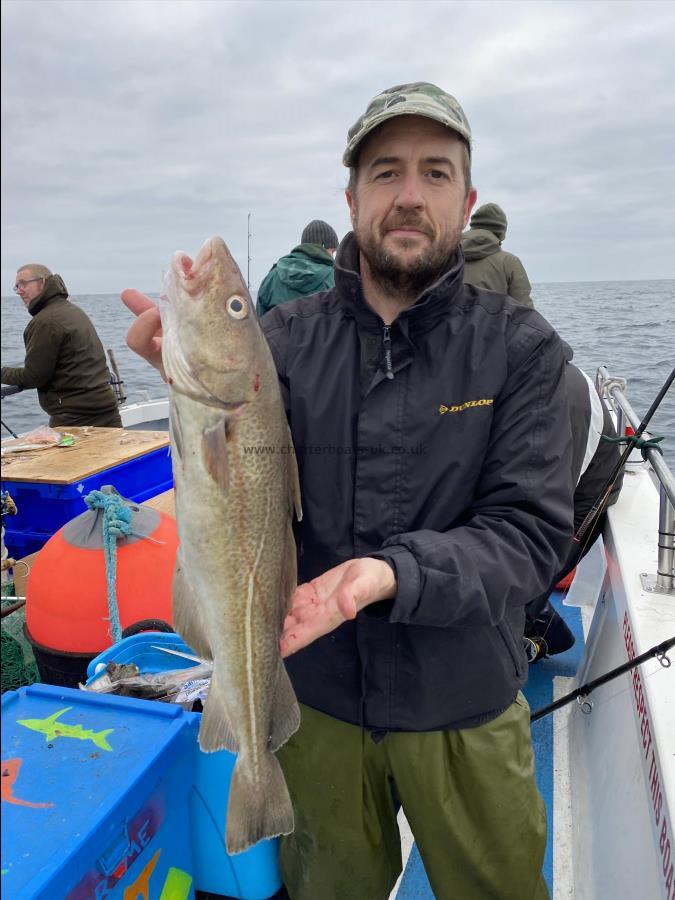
[123,82,572,899]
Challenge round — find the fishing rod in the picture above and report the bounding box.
[247,212,252,290]
[531,635,675,723]
[574,366,675,547]
[1,419,18,439]
[1,385,23,438]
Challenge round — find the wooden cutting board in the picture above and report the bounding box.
[1,426,169,484]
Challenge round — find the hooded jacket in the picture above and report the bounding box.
[263,233,573,733]
[461,203,533,307]
[256,243,335,317]
[1,275,121,427]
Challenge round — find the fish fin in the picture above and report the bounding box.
[269,661,300,753]
[172,559,213,661]
[169,403,185,465]
[287,424,302,521]
[201,417,229,488]
[198,668,239,753]
[278,517,298,629]
[44,707,71,724]
[225,753,294,855]
[94,729,114,752]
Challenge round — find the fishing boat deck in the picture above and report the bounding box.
[7,460,673,899]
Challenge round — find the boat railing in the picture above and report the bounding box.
[596,366,675,595]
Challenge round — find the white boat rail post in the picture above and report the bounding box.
[597,366,675,595]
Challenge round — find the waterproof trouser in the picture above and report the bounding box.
[277,694,549,900]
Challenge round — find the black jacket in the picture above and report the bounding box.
[263,234,574,732]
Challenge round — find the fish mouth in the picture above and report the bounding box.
[173,240,216,296]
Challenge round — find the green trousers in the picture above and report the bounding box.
[277,694,549,900]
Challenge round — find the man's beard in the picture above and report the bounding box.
[354,214,462,300]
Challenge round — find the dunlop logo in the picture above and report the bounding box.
[439,398,494,415]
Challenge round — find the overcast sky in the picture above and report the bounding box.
[2,0,674,295]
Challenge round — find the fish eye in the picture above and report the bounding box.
[226,295,249,319]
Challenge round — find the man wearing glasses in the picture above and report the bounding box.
[2,264,122,428]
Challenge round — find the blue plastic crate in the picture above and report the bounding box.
[86,632,197,682]
[1,527,50,559]
[1,683,195,900]
[1,444,173,541]
[87,633,283,900]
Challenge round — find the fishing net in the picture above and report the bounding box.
[1,580,40,693]
[1,491,40,692]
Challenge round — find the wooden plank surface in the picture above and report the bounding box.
[143,488,175,519]
[1,426,169,485]
[10,489,176,598]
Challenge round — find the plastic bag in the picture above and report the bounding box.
[22,425,62,444]
[1,426,75,455]
[81,660,213,703]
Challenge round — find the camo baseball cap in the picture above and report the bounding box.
[343,82,472,167]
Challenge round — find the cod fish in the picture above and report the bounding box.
[160,236,302,854]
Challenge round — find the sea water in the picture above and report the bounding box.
[1,280,674,468]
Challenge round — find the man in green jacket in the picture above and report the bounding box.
[461,202,533,307]
[256,220,338,317]
[2,264,122,427]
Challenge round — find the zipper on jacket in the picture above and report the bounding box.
[382,326,394,380]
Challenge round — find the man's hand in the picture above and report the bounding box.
[280,558,397,657]
[121,289,166,381]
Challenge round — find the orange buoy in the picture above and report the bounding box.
[26,499,178,654]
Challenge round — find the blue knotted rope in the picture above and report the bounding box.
[84,490,133,644]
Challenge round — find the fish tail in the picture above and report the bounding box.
[93,729,114,751]
[225,752,294,855]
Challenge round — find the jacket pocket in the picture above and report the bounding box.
[497,620,525,678]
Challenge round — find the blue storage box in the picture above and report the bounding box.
[1,444,173,551]
[86,633,283,900]
[1,527,51,559]
[1,683,195,900]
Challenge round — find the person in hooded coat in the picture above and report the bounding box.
[2,264,122,427]
[256,220,339,317]
[461,202,533,307]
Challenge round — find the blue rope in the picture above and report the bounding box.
[84,490,133,644]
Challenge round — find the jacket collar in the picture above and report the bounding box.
[28,274,69,317]
[333,232,466,333]
[291,243,335,264]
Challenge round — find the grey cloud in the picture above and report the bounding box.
[2,0,674,293]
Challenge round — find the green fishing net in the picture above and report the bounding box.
[1,581,40,693]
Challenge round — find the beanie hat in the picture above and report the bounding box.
[301,220,339,249]
[469,203,508,241]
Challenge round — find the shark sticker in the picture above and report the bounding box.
[17,707,114,751]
